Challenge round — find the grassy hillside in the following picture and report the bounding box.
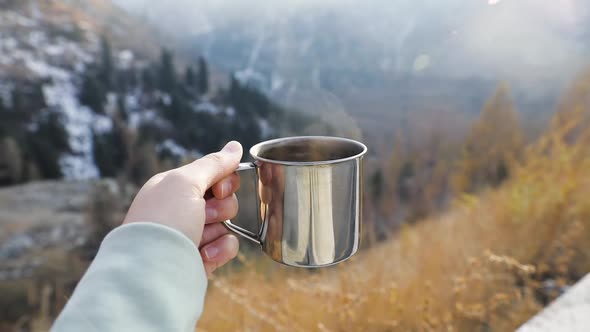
[197,114,590,331]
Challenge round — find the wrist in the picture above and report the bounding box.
[122,219,203,246]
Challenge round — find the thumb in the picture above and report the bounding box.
[178,141,243,195]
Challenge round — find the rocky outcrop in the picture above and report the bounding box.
[518,274,590,332]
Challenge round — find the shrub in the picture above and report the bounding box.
[0,136,23,185]
[127,143,159,186]
[197,112,590,332]
[82,181,122,259]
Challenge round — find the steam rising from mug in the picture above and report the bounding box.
[224,136,367,268]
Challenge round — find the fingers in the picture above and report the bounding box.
[205,194,239,223]
[211,173,240,200]
[178,141,243,195]
[200,234,239,277]
[259,163,273,185]
[199,223,230,247]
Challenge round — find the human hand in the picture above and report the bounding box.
[123,141,243,277]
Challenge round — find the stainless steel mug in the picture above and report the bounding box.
[224,136,367,268]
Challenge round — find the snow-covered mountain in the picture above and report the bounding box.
[1,0,113,178]
[0,0,315,185]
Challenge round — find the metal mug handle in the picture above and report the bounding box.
[223,162,262,244]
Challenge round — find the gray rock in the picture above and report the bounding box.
[518,274,590,332]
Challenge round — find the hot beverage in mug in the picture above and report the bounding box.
[225,136,367,268]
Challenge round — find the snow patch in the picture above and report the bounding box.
[92,115,113,134]
[104,92,118,115]
[118,50,134,70]
[44,44,65,56]
[128,109,168,130]
[194,101,218,114]
[161,93,172,106]
[225,106,236,117]
[271,72,284,92]
[74,62,86,73]
[234,68,268,93]
[0,82,13,107]
[42,78,101,179]
[26,58,70,80]
[157,139,187,157]
[1,37,18,50]
[125,93,140,110]
[27,31,46,47]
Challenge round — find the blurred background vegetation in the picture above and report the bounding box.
[1,0,590,331]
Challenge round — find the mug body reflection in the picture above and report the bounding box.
[224,136,367,268]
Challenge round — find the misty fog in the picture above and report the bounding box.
[111,0,590,84]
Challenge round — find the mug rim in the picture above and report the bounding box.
[249,136,368,166]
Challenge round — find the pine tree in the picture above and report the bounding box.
[80,72,106,113]
[228,73,263,117]
[197,56,209,95]
[185,66,195,87]
[0,101,6,138]
[40,112,70,152]
[84,182,119,257]
[68,22,85,42]
[162,93,189,127]
[30,83,47,111]
[453,83,524,193]
[0,136,23,185]
[11,87,24,113]
[128,142,159,185]
[25,112,70,179]
[93,124,127,178]
[99,35,114,89]
[0,95,27,138]
[141,67,155,91]
[370,169,384,201]
[159,48,176,93]
[116,94,128,123]
[229,73,240,99]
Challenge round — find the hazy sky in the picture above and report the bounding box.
[111,0,590,85]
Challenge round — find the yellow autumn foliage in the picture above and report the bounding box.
[198,84,590,332]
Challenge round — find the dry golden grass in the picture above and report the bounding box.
[198,118,590,331]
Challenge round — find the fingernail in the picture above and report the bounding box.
[221,180,231,197]
[222,141,241,153]
[203,245,219,259]
[206,207,218,220]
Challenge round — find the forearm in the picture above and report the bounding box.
[52,222,208,332]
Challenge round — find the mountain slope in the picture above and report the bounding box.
[0,0,322,184]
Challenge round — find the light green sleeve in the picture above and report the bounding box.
[51,222,208,332]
